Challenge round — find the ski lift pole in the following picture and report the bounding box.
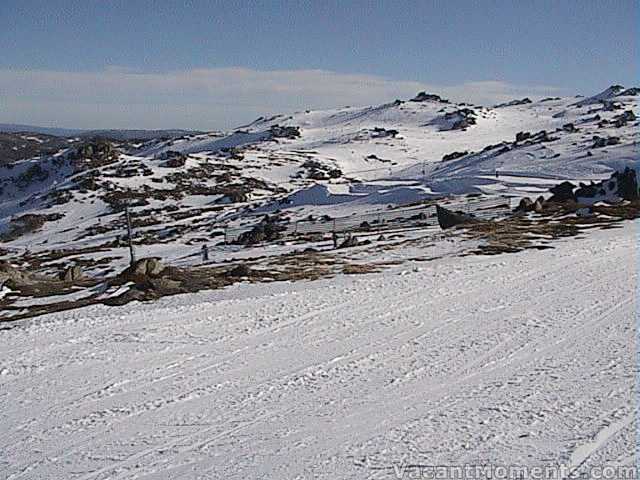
[125,205,136,266]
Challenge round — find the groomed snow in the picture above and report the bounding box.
[0,220,636,479]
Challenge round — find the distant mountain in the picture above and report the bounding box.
[0,123,203,140]
[0,123,83,137]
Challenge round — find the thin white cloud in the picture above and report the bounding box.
[0,67,566,130]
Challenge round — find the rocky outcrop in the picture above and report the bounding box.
[0,261,37,288]
[60,265,82,283]
[437,109,477,131]
[442,151,469,161]
[122,257,165,280]
[301,160,342,180]
[612,110,637,128]
[616,167,639,200]
[514,196,545,213]
[15,163,49,189]
[225,264,252,277]
[618,87,640,96]
[592,136,620,148]
[574,167,638,203]
[269,125,300,139]
[70,140,119,169]
[548,182,576,203]
[1,213,65,241]
[494,98,532,108]
[159,150,188,168]
[435,205,477,229]
[338,234,360,248]
[410,92,449,103]
[236,217,285,245]
[513,130,556,146]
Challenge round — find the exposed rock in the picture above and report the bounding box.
[514,196,544,213]
[435,205,477,229]
[548,181,576,203]
[159,150,188,168]
[60,265,82,283]
[618,87,640,96]
[16,163,49,189]
[70,140,119,169]
[614,167,638,200]
[436,109,477,131]
[592,136,620,148]
[236,217,284,245]
[410,91,449,103]
[515,131,531,142]
[338,234,360,248]
[612,110,637,128]
[533,199,544,213]
[494,98,532,108]
[0,261,38,287]
[1,213,65,241]
[219,187,249,203]
[442,151,468,161]
[515,197,534,212]
[269,125,300,139]
[123,257,165,279]
[603,101,623,112]
[308,169,329,180]
[225,264,251,277]
[370,127,399,138]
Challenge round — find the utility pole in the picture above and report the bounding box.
[125,205,136,266]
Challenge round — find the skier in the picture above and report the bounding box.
[201,244,209,262]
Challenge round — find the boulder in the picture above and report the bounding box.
[614,167,638,200]
[612,110,637,128]
[548,181,576,203]
[410,91,449,103]
[515,197,534,212]
[60,265,82,283]
[494,98,532,108]
[225,264,252,278]
[592,136,620,148]
[442,151,468,161]
[533,199,544,213]
[338,234,360,249]
[435,205,477,229]
[0,261,36,287]
[125,257,165,278]
[236,217,284,245]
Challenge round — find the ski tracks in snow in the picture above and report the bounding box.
[0,222,637,479]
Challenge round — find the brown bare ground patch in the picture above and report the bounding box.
[342,263,381,275]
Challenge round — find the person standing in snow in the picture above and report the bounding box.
[201,244,209,262]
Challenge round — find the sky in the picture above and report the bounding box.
[0,0,637,130]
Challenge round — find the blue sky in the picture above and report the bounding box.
[0,0,637,129]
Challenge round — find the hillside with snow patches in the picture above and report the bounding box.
[0,86,639,477]
[0,86,637,272]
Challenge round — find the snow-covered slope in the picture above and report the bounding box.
[0,85,637,277]
[0,219,635,478]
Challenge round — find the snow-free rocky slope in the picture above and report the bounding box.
[0,221,636,478]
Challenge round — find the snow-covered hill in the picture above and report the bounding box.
[0,85,637,279]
